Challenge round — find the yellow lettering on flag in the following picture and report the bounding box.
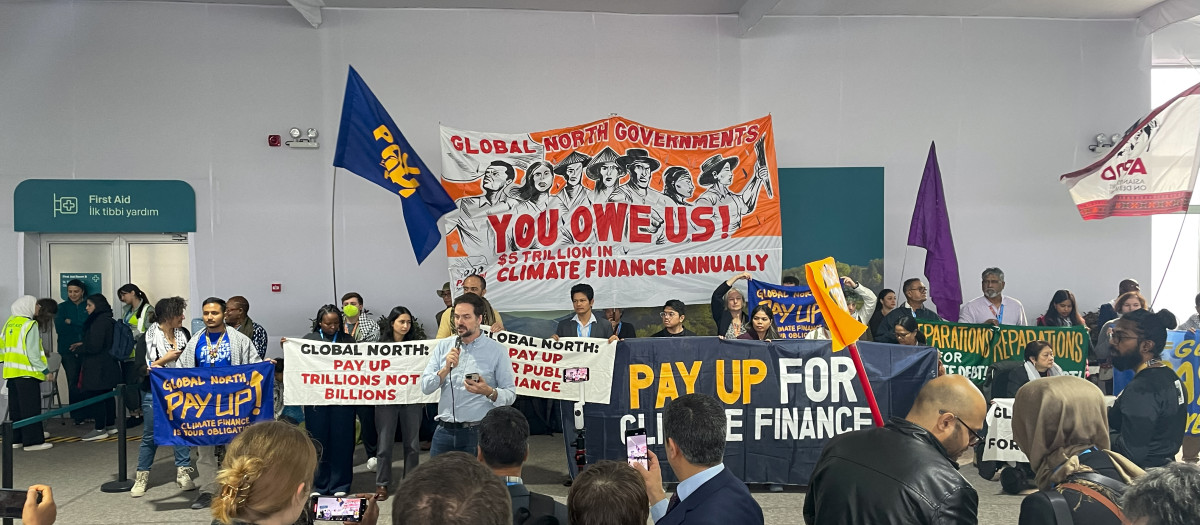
[804,257,867,351]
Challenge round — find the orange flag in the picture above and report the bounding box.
[804,257,867,351]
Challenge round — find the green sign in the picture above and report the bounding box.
[917,320,1090,385]
[14,179,195,233]
[59,273,102,301]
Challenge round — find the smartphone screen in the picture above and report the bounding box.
[465,373,481,382]
[563,367,589,383]
[625,428,648,470]
[0,489,29,519]
[312,496,367,522]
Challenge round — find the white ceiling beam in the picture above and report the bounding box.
[288,0,324,28]
[1137,0,1200,36]
[737,0,782,36]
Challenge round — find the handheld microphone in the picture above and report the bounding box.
[451,335,462,368]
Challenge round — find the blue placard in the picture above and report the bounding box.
[747,279,824,338]
[150,361,275,446]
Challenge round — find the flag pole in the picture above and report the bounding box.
[331,166,339,302]
[845,342,885,427]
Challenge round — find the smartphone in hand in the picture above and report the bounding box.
[625,428,648,470]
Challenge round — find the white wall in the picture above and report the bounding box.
[0,2,1151,340]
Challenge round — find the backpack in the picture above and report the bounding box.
[1037,471,1129,525]
[109,319,136,362]
[984,359,1026,400]
[509,484,561,525]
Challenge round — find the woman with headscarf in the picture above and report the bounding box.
[1012,376,1144,525]
[712,272,751,339]
[3,296,52,451]
[1007,340,1064,397]
[75,294,121,441]
[662,166,695,206]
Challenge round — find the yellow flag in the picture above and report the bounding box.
[804,257,867,351]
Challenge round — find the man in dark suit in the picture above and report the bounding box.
[635,394,764,525]
[477,406,568,525]
[554,283,617,342]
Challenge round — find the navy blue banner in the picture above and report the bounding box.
[151,362,276,446]
[747,279,823,339]
[560,338,937,485]
[332,65,456,264]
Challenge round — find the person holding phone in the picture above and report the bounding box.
[420,294,516,458]
[634,394,764,525]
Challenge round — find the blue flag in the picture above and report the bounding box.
[150,362,276,446]
[333,65,456,264]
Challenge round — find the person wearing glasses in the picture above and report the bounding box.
[804,374,985,525]
[650,300,695,338]
[1108,308,1186,469]
[874,278,941,340]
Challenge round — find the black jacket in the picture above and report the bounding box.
[804,417,978,525]
[1109,366,1187,468]
[78,316,121,391]
[554,314,614,339]
[711,282,748,337]
[656,467,763,525]
[875,304,942,340]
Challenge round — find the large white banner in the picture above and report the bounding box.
[283,333,617,405]
[1060,82,1200,220]
[982,398,1027,462]
[438,116,782,310]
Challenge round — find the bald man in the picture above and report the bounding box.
[803,374,985,525]
[225,296,268,360]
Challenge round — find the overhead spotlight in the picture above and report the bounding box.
[286,126,319,149]
[1111,133,1122,145]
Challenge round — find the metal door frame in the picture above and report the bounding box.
[39,233,188,300]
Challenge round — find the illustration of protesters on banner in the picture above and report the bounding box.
[609,148,672,207]
[662,166,696,206]
[445,160,517,268]
[552,151,592,212]
[610,148,673,237]
[509,160,555,217]
[694,138,772,231]
[552,151,593,245]
[585,146,623,205]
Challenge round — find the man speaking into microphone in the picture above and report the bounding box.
[420,293,517,457]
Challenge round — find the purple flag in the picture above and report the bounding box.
[907,142,961,322]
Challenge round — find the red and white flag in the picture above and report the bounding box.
[1060,82,1200,220]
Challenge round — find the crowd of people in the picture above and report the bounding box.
[4,267,1200,525]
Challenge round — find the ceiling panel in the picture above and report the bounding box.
[4,0,1167,18]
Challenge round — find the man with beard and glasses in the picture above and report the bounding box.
[960,267,1028,326]
[1108,308,1187,469]
[420,294,516,457]
[804,374,985,525]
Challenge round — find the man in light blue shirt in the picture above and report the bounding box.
[420,293,516,457]
[636,394,764,525]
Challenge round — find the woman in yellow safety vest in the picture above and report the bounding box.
[3,296,52,451]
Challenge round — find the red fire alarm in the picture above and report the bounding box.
[268,135,282,147]
[271,283,282,293]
